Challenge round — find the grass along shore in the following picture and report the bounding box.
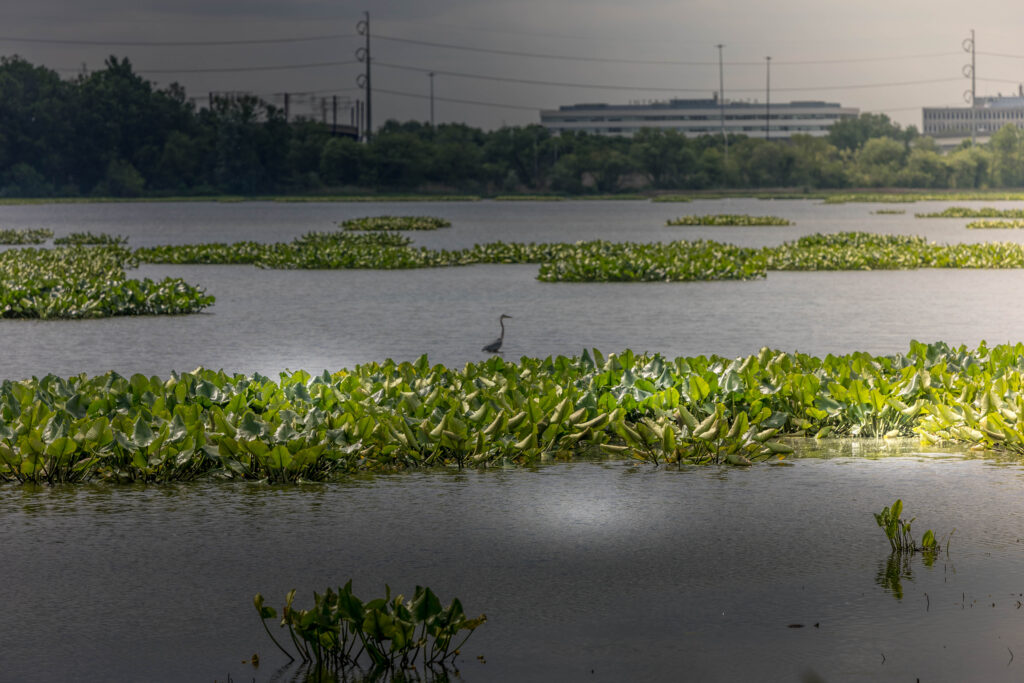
[6,189,1024,205]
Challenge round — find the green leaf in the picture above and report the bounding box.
[133,417,156,448]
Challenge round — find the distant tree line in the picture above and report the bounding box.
[0,54,1022,197]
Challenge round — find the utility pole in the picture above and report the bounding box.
[716,44,727,183]
[429,72,435,126]
[963,29,976,144]
[356,12,372,141]
[765,56,771,141]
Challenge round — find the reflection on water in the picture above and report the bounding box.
[876,552,916,600]
[4,456,1024,682]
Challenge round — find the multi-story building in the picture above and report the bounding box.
[539,96,858,139]
[923,93,1024,149]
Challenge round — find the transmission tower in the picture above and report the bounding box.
[963,29,976,144]
[357,12,372,142]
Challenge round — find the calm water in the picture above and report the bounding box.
[3,198,1024,379]
[3,200,1024,682]
[3,453,1024,682]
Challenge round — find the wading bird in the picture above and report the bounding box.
[482,314,512,353]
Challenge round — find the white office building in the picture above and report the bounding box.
[539,96,858,139]
[923,93,1024,149]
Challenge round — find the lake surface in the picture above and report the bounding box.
[3,199,1024,682]
[3,198,1024,379]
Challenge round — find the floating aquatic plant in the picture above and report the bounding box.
[825,192,1024,204]
[5,342,1024,485]
[53,232,128,245]
[254,582,485,674]
[965,219,1024,229]
[536,239,767,282]
[0,246,213,319]
[341,215,451,231]
[874,499,939,554]
[0,228,53,244]
[666,214,792,226]
[274,194,479,202]
[915,207,1024,218]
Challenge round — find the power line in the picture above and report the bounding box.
[376,34,746,65]
[376,62,962,93]
[375,61,707,92]
[375,34,958,66]
[786,77,961,92]
[0,33,352,47]
[978,77,1024,85]
[259,86,362,97]
[867,105,955,113]
[978,51,1024,60]
[378,18,900,50]
[775,52,959,66]
[135,60,357,74]
[376,87,540,112]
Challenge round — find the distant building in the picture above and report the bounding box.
[539,96,858,139]
[923,92,1024,149]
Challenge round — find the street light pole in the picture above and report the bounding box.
[716,43,724,165]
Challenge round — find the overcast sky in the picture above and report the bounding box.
[4,1,1024,132]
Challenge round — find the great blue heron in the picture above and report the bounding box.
[482,314,512,353]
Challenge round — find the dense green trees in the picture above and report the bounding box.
[3,55,1024,196]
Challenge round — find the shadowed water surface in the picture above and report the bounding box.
[2,453,1024,682]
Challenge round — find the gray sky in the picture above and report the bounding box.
[3,1,1022,132]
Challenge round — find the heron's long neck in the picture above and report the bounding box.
[499,318,505,339]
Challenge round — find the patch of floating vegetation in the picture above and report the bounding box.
[0,228,53,244]
[274,195,480,202]
[667,214,793,226]
[872,209,906,215]
[653,192,828,202]
[0,246,213,319]
[874,498,942,555]
[574,194,646,200]
[134,241,273,265]
[254,583,485,675]
[134,230,1024,281]
[966,219,1024,229]
[3,341,1024,484]
[53,231,128,246]
[535,240,764,281]
[826,192,1024,204]
[0,196,249,205]
[915,207,1024,218]
[341,215,451,231]
[133,232,408,266]
[764,231,1024,270]
[492,195,566,201]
